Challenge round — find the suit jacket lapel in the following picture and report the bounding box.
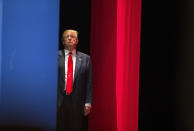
[74,51,82,86]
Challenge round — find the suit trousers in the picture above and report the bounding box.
[56,94,85,131]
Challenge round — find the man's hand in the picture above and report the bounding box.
[84,106,91,116]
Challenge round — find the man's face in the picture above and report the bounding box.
[63,30,78,49]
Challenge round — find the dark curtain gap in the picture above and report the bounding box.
[58,0,91,130]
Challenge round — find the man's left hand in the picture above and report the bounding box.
[84,106,91,116]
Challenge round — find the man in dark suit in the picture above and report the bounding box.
[57,29,93,131]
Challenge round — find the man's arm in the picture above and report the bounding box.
[84,56,93,116]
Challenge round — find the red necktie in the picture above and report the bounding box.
[66,52,73,94]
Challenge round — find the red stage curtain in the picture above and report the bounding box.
[116,0,141,130]
[89,0,141,130]
[89,0,117,130]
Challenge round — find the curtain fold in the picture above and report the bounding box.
[116,0,141,130]
[90,0,141,130]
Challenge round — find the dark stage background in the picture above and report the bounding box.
[139,0,194,131]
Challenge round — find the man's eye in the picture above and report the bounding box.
[65,35,76,38]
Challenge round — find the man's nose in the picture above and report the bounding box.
[67,36,72,40]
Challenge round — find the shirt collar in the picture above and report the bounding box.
[64,49,76,56]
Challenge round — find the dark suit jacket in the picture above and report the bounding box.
[57,50,93,129]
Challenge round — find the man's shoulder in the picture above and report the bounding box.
[58,50,64,56]
[77,51,90,58]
